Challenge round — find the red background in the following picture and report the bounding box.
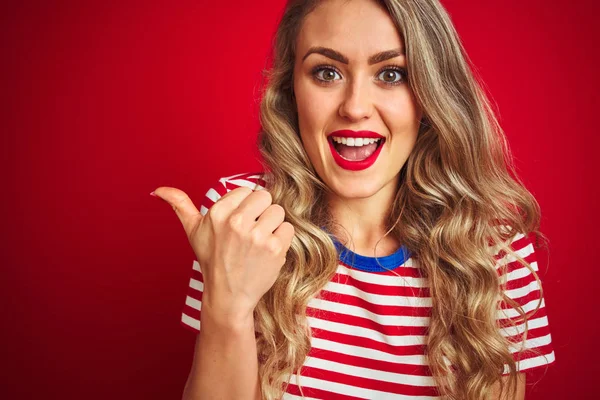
[2,1,597,399]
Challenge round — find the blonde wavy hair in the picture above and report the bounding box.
[253,0,548,399]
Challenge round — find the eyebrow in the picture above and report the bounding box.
[301,46,404,65]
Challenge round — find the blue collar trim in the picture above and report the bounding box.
[323,228,411,272]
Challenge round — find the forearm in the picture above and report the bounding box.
[182,306,261,400]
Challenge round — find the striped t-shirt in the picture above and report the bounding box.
[180,172,555,399]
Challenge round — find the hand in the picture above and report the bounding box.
[152,186,295,326]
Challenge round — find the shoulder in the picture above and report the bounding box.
[487,224,539,265]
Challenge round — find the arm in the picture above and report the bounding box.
[490,373,526,400]
[182,304,262,400]
[155,181,292,400]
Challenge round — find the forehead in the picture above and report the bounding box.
[296,0,403,60]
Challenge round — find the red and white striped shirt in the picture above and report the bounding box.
[180,172,555,399]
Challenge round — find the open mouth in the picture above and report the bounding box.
[328,136,385,161]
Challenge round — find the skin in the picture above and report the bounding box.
[154,186,293,400]
[158,188,292,324]
[293,0,422,256]
[293,0,526,398]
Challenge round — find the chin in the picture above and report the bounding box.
[328,177,382,200]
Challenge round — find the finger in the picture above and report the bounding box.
[272,221,295,249]
[152,186,201,236]
[212,186,255,213]
[217,186,244,201]
[234,190,274,228]
[254,204,285,234]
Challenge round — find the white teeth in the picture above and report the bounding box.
[331,136,381,147]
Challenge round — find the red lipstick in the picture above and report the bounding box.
[327,130,385,171]
[327,130,384,139]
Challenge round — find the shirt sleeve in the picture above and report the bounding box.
[180,177,229,334]
[495,231,556,376]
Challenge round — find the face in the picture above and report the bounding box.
[293,0,422,200]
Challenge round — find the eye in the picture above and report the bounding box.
[310,64,408,86]
[312,66,342,83]
[377,67,407,86]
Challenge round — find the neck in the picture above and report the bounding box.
[326,176,400,256]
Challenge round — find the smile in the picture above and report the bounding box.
[327,130,385,171]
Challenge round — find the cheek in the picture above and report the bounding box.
[297,98,321,128]
[296,93,334,154]
[295,78,335,126]
[380,92,422,132]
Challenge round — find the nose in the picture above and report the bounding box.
[338,77,373,122]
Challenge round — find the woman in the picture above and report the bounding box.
[153,0,555,398]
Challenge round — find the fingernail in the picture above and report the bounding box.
[150,191,158,197]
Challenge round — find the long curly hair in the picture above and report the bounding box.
[253,0,548,398]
